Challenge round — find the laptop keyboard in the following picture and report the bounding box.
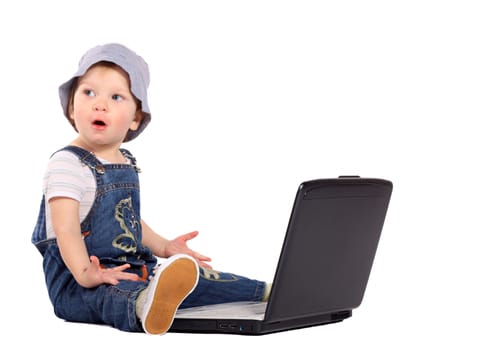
[175,301,267,320]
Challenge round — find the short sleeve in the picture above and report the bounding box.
[43,150,90,202]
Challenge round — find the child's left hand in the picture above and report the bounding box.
[166,231,212,268]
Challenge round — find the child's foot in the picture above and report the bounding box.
[262,282,272,302]
[139,254,199,335]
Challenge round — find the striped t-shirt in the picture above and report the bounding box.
[43,150,106,240]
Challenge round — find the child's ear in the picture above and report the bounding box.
[130,110,144,131]
[68,108,79,131]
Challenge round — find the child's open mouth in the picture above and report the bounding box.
[93,120,107,128]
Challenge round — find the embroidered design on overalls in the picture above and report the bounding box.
[200,267,239,282]
[112,197,139,253]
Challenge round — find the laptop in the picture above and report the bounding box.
[171,176,392,335]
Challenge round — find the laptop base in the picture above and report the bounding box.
[170,310,352,335]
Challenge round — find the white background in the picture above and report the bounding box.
[1,1,482,348]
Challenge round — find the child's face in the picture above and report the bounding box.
[70,65,142,147]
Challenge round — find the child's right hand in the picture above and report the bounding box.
[86,255,142,286]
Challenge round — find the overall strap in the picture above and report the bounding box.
[120,148,141,173]
[57,145,107,175]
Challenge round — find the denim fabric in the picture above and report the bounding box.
[181,267,265,308]
[32,146,266,332]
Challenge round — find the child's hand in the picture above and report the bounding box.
[165,231,212,269]
[87,256,141,286]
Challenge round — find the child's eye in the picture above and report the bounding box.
[112,94,124,101]
[83,89,95,97]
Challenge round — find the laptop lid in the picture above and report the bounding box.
[264,176,392,323]
[171,176,392,334]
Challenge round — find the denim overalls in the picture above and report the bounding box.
[32,146,266,332]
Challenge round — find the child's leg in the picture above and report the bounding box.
[48,275,147,332]
[179,267,270,308]
[44,244,147,332]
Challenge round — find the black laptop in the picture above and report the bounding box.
[171,176,392,335]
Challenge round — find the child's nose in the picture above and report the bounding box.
[93,100,108,112]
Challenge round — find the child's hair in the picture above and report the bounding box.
[66,61,143,139]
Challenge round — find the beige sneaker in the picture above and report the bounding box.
[139,254,199,335]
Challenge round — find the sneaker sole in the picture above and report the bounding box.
[142,256,199,335]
